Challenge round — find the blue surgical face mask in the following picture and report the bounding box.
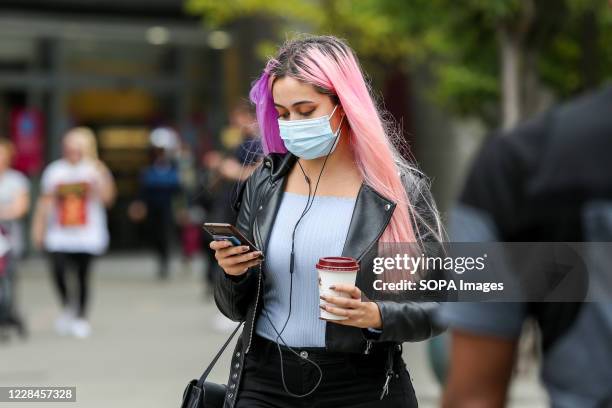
[278,105,345,159]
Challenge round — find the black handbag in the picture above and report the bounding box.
[181,322,244,408]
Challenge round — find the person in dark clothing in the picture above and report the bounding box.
[129,128,181,280]
[438,85,612,407]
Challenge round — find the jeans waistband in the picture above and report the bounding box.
[250,333,397,363]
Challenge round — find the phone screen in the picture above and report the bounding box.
[203,222,263,260]
[213,235,241,246]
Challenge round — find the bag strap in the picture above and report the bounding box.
[197,322,244,386]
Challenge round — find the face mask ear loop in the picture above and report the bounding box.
[329,104,339,120]
[336,113,345,137]
[326,113,345,155]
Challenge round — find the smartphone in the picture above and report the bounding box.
[203,222,264,260]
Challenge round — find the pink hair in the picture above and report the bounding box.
[250,36,417,244]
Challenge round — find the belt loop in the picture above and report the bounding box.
[386,345,395,371]
[393,343,403,371]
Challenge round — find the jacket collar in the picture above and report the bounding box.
[262,152,298,182]
[341,184,396,262]
[258,152,396,262]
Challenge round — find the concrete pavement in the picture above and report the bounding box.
[0,254,547,407]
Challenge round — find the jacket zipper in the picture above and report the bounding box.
[245,263,262,354]
[364,340,373,355]
[245,210,265,355]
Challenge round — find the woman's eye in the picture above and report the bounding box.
[300,110,315,117]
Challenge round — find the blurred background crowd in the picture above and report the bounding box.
[0,0,610,407]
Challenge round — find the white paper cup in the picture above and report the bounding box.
[317,257,360,320]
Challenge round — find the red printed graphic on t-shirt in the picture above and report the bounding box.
[56,182,89,227]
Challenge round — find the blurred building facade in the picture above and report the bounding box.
[0,0,268,250]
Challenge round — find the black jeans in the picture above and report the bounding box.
[49,252,93,318]
[145,208,172,279]
[235,334,418,408]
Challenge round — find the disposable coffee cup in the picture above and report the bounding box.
[317,257,360,320]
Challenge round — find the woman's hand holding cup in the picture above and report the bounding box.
[319,284,382,329]
[317,256,382,329]
[210,240,262,276]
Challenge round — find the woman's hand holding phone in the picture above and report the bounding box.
[210,240,263,276]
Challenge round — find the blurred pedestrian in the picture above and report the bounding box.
[128,127,181,280]
[31,128,113,339]
[198,103,262,332]
[70,127,117,208]
[201,104,262,272]
[0,139,30,341]
[176,140,202,274]
[438,85,612,407]
[190,149,221,299]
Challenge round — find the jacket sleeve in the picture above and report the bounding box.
[363,170,448,342]
[213,164,264,322]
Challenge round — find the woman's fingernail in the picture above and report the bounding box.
[319,305,326,310]
[241,246,249,252]
[329,285,336,290]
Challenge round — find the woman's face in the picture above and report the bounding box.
[272,76,344,133]
[63,135,84,164]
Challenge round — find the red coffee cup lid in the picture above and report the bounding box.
[316,257,359,272]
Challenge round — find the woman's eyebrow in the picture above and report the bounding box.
[274,100,314,109]
[291,100,314,107]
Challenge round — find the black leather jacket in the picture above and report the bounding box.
[215,152,446,407]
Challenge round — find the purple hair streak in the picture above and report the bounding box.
[249,62,287,154]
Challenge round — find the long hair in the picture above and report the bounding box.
[250,35,439,245]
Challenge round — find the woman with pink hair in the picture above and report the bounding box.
[209,35,445,407]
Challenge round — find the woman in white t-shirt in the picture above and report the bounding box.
[32,129,114,339]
